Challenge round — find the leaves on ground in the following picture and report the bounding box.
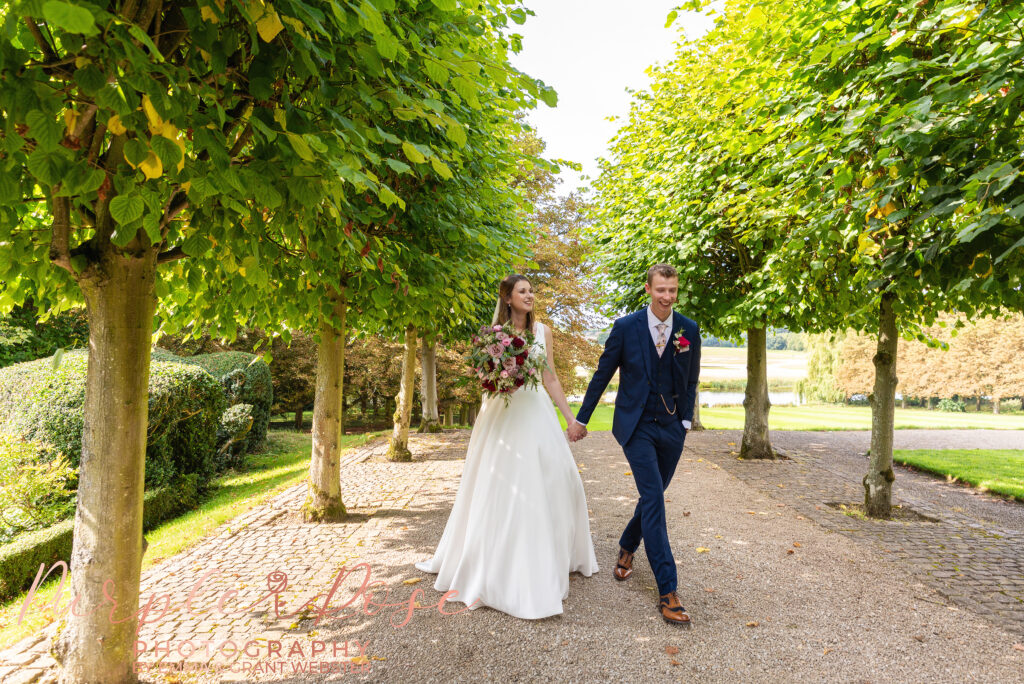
[403,577,422,585]
[665,646,679,655]
[746,621,759,627]
[696,547,710,553]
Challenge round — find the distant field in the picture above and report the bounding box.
[559,404,1024,432]
[700,347,807,382]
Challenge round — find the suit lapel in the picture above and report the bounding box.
[634,311,653,384]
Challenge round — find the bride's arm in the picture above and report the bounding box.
[540,323,579,428]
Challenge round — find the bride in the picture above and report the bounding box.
[415,274,599,619]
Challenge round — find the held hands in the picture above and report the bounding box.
[567,420,588,443]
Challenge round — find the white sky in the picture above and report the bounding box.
[509,2,716,192]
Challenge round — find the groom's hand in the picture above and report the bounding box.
[567,422,587,442]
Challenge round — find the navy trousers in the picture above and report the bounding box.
[619,417,686,595]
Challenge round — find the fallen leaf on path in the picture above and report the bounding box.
[823,648,832,655]
[912,635,924,642]
[714,535,723,539]
[696,547,710,553]
[665,646,679,655]
[624,471,632,476]
[350,656,369,665]
[746,621,759,627]
[683,511,691,516]
[403,578,422,585]
[727,442,735,446]
[670,659,681,666]
[561,640,569,646]
[1014,643,1024,652]
[787,549,794,555]
[705,588,715,593]
[793,542,802,547]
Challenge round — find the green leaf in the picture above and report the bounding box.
[286,132,314,161]
[509,8,527,24]
[26,148,66,186]
[358,0,387,33]
[665,10,678,28]
[430,157,453,180]
[445,122,467,147]
[402,140,426,164]
[0,172,18,203]
[42,1,98,35]
[109,194,145,224]
[538,86,558,108]
[73,65,106,95]
[424,59,449,85]
[374,28,399,59]
[151,135,183,170]
[430,0,456,11]
[385,158,412,174]
[181,232,213,257]
[123,139,149,167]
[26,110,63,151]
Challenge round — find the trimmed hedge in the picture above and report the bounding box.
[153,350,273,453]
[0,473,200,602]
[0,349,225,488]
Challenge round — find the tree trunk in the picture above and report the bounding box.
[993,397,1001,415]
[900,395,906,409]
[740,327,775,459]
[387,324,417,461]
[418,338,441,433]
[444,404,454,427]
[303,290,347,522]
[976,395,982,411]
[460,404,469,425]
[863,293,898,519]
[928,396,936,410]
[294,409,303,431]
[690,389,705,430]
[51,252,157,684]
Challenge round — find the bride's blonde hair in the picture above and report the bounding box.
[496,274,535,332]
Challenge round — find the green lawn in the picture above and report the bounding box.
[558,404,1024,431]
[894,449,1024,500]
[0,429,380,651]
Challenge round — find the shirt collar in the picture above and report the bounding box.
[647,305,673,328]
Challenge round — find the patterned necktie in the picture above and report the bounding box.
[655,322,668,357]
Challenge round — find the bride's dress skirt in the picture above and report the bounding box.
[415,383,599,619]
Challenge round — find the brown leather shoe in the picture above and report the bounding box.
[659,591,692,627]
[613,547,634,581]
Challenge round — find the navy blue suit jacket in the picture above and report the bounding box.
[576,309,701,446]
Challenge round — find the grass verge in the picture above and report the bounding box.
[894,449,1024,501]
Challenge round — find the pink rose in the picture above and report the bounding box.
[487,344,504,357]
[528,368,536,376]
[493,324,503,332]
[501,338,512,347]
[501,370,509,378]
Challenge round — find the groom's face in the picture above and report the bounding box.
[645,274,678,316]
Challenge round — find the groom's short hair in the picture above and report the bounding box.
[647,263,678,285]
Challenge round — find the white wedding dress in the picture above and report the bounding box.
[415,320,599,619]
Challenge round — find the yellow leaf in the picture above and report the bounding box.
[107,115,127,135]
[238,266,247,277]
[140,151,162,179]
[746,621,759,627]
[64,108,79,135]
[350,656,369,665]
[257,6,285,42]
[74,56,91,68]
[273,107,288,131]
[623,471,632,476]
[142,95,163,134]
[200,5,220,23]
[281,15,309,39]
[402,578,422,585]
[696,547,710,553]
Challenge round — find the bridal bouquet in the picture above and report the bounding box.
[468,322,546,406]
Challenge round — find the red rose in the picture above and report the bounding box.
[516,352,527,365]
[482,380,496,392]
[512,337,525,347]
[486,359,496,371]
[514,377,525,387]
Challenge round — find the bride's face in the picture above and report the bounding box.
[507,280,535,315]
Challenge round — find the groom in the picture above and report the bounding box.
[569,264,701,627]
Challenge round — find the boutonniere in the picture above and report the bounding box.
[673,334,690,353]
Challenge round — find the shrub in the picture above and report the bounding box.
[0,350,225,489]
[216,403,254,470]
[0,435,76,545]
[937,398,967,413]
[0,473,200,602]
[0,304,89,369]
[154,350,272,452]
